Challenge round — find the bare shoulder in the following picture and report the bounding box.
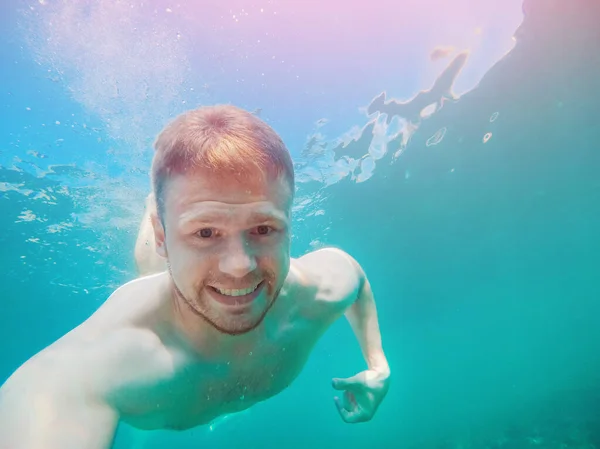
[1,274,174,404]
[0,275,176,448]
[3,325,167,393]
[67,273,176,391]
[85,272,171,329]
[0,318,167,448]
[292,247,364,315]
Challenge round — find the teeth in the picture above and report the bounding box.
[215,282,260,297]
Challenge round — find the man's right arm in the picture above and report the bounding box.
[0,357,119,449]
[134,192,167,277]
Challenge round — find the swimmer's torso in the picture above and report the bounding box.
[110,321,320,431]
[69,254,352,432]
[32,249,356,432]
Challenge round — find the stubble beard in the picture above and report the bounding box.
[168,263,282,336]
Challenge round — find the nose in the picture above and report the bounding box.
[218,236,257,278]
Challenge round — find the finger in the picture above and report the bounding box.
[339,404,371,424]
[334,396,353,422]
[331,378,347,390]
[334,395,350,410]
[343,410,371,424]
[332,376,361,391]
[334,396,344,413]
[335,398,369,424]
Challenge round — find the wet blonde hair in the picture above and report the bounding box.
[151,104,295,217]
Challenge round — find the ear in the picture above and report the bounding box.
[151,212,168,258]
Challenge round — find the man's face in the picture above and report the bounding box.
[152,168,292,335]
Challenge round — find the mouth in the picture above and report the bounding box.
[207,280,265,306]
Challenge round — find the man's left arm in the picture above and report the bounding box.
[343,272,390,378]
[328,249,391,423]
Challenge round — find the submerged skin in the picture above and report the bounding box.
[0,169,390,449]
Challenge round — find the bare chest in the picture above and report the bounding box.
[117,326,320,431]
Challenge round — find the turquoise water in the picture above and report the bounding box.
[2,0,600,448]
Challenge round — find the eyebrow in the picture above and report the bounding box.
[246,211,288,224]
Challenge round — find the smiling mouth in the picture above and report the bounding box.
[207,281,264,306]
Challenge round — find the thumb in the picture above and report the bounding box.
[332,376,359,390]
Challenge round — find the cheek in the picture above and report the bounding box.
[269,236,289,257]
[267,250,289,278]
[167,239,206,274]
[273,231,291,253]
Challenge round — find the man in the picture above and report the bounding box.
[0,105,391,449]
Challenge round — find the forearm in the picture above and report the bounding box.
[134,193,166,277]
[345,272,390,375]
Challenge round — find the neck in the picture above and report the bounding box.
[167,282,263,360]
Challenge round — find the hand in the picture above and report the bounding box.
[332,368,390,423]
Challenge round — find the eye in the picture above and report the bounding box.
[197,228,213,238]
[255,225,272,236]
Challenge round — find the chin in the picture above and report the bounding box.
[208,302,274,336]
[222,321,259,336]
[208,313,265,336]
